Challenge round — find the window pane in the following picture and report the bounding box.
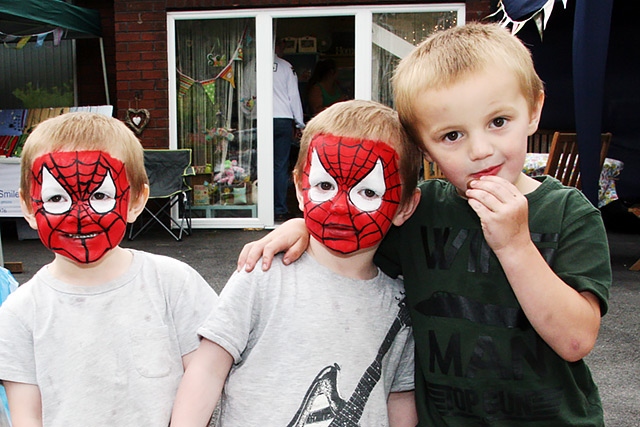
[372,12,458,107]
[175,18,258,218]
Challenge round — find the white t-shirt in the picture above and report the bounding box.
[200,252,414,427]
[0,249,217,426]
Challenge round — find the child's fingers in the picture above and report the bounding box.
[237,241,263,272]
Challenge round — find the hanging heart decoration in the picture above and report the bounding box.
[125,108,150,134]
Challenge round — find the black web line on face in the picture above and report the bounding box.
[305,136,399,250]
[33,152,130,262]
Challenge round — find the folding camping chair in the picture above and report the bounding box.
[128,149,194,241]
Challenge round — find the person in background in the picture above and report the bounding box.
[171,100,421,427]
[306,58,348,117]
[273,38,305,222]
[0,112,217,426]
[237,23,612,426]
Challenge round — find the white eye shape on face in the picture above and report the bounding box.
[90,171,117,213]
[349,159,385,212]
[307,149,338,203]
[41,167,72,214]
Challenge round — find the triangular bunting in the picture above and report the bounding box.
[178,72,196,97]
[201,79,216,104]
[219,63,235,88]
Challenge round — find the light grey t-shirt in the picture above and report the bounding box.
[199,252,414,427]
[0,249,217,426]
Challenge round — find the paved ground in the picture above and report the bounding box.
[1,219,639,426]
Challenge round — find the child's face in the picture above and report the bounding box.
[27,150,131,264]
[412,64,543,195]
[297,134,402,254]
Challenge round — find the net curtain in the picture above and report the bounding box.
[175,18,256,181]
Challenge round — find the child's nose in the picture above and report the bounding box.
[468,136,494,160]
[330,192,350,215]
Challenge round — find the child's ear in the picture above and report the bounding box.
[19,190,38,231]
[127,184,150,223]
[294,172,305,212]
[528,90,545,135]
[392,188,420,227]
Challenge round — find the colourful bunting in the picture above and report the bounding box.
[178,72,196,97]
[218,63,235,88]
[201,79,216,104]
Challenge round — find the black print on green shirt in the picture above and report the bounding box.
[421,227,559,272]
[426,381,563,422]
[286,298,410,426]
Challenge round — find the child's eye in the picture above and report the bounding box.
[349,160,386,212]
[90,173,117,213]
[319,181,334,191]
[46,194,65,203]
[360,188,379,199]
[443,131,461,142]
[492,117,507,128]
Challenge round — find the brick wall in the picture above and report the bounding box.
[105,0,492,148]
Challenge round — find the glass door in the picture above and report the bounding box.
[168,4,464,229]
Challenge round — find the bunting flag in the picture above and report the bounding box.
[178,71,196,97]
[201,78,217,104]
[17,36,31,49]
[490,0,567,37]
[218,63,235,88]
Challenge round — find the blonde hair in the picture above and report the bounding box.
[294,99,421,205]
[393,22,544,150]
[20,112,148,201]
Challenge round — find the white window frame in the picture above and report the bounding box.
[167,4,465,229]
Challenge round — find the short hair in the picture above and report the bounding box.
[294,99,421,205]
[20,112,148,202]
[393,22,544,150]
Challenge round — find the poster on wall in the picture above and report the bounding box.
[0,158,21,217]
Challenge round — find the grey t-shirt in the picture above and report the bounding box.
[199,252,414,427]
[0,249,217,426]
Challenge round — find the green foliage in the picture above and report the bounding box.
[12,82,74,108]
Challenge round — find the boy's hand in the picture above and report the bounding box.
[237,218,309,272]
[465,175,530,253]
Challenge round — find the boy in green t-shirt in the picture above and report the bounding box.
[238,23,611,426]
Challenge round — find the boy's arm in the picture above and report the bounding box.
[171,339,233,427]
[387,391,417,427]
[4,381,42,427]
[237,218,309,272]
[466,175,603,362]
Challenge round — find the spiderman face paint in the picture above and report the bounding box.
[301,134,402,254]
[30,151,131,264]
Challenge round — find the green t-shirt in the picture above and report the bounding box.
[376,176,611,426]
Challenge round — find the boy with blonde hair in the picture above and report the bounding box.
[0,112,217,426]
[239,23,611,426]
[171,100,421,427]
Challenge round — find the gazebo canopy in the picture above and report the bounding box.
[0,0,101,40]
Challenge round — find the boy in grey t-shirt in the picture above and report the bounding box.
[0,113,217,426]
[171,100,422,427]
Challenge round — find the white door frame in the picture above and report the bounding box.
[167,4,465,229]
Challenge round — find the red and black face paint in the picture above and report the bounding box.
[30,151,130,264]
[300,134,402,254]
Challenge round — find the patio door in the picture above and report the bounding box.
[167,4,464,229]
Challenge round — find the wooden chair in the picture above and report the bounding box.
[543,132,612,189]
[423,158,446,180]
[527,129,556,153]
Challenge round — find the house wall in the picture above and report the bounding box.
[79,0,491,149]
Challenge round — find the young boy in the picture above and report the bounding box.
[0,112,217,426]
[170,100,422,427]
[238,23,612,426]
